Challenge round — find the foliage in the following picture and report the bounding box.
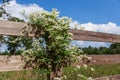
[0,36,3,47]
[21,9,90,80]
[0,7,6,17]
[64,63,120,79]
[81,43,120,54]
[2,36,21,55]
[90,64,120,78]
[0,12,2,17]
[8,17,24,22]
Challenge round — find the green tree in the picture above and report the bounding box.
[21,9,90,80]
[2,0,10,3]
[8,17,24,22]
[110,43,120,54]
[110,43,120,49]
[93,47,99,54]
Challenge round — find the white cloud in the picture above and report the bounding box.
[0,0,44,21]
[82,22,120,35]
[70,21,120,35]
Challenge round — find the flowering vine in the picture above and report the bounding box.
[21,9,93,80]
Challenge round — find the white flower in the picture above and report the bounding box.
[77,56,82,60]
[53,77,61,80]
[78,74,84,77]
[90,68,95,71]
[76,65,81,69]
[56,36,63,40]
[88,77,93,80]
[68,33,73,36]
[63,75,67,79]
[87,56,92,60]
[83,64,87,68]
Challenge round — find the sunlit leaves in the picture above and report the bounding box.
[22,8,91,80]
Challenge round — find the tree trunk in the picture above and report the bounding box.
[47,66,63,80]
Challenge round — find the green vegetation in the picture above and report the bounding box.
[0,9,89,80]
[63,64,120,79]
[90,64,120,78]
[20,9,88,80]
[0,70,41,80]
[8,17,24,22]
[81,43,120,54]
[0,11,2,17]
[0,64,119,80]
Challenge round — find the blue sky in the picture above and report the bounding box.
[14,0,120,25]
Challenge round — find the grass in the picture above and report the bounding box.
[0,64,120,80]
[0,70,41,80]
[90,64,120,77]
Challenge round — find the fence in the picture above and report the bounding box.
[0,20,120,72]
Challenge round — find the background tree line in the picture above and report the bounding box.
[80,43,120,54]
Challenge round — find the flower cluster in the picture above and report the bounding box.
[21,8,93,80]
